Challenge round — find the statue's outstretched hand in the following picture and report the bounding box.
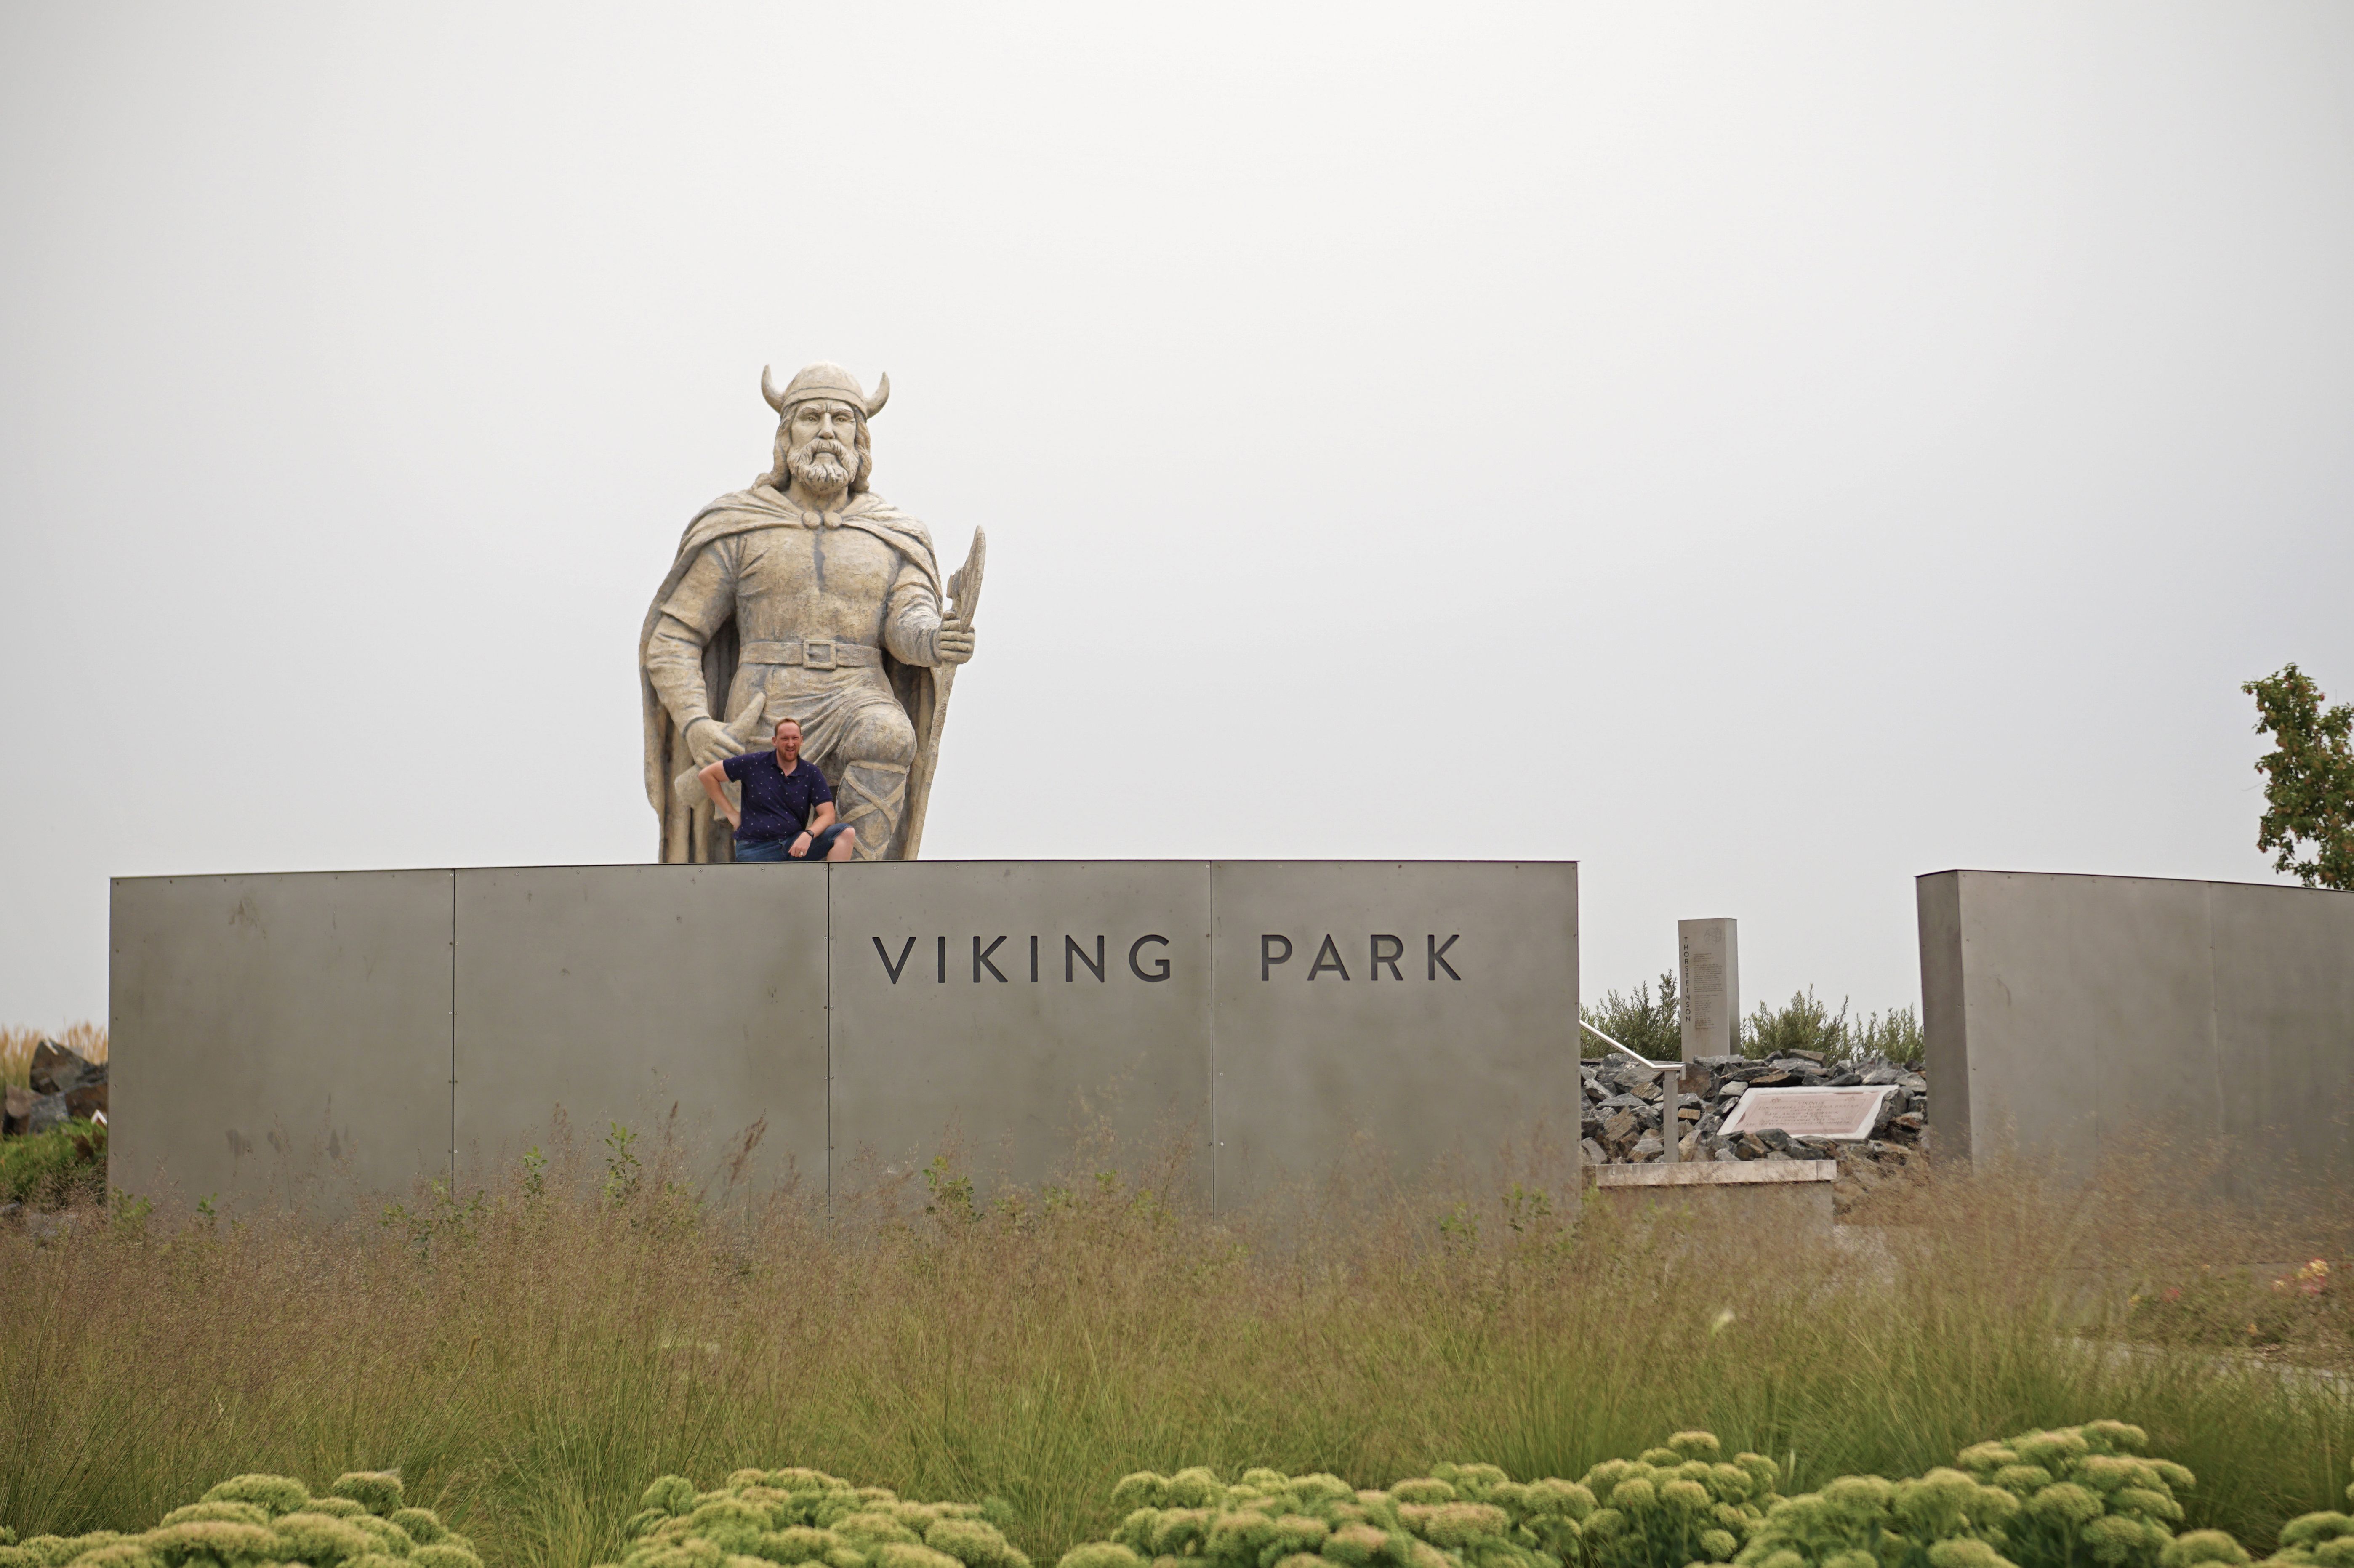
[934,622,977,666]
[685,698,767,766]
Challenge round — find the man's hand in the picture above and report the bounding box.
[697,759,743,831]
[934,621,977,666]
[787,831,814,859]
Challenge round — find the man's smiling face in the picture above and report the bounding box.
[773,718,803,765]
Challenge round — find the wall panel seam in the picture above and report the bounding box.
[448,869,457,1184]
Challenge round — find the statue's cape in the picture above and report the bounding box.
[637,485,943,860]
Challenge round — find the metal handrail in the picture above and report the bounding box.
[1578,1020,1684,1163]
[1579,1019,1665,1069]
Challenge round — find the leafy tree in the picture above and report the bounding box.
[2243,663,2354,891]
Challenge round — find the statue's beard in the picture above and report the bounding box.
[786,441,853,495]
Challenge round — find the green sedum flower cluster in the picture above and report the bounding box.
[1054,1432,1780,1568]
[596,1467,1030,1568]
[2257,1457,2354,1568]
[1738,1422,2224,1568]
[0,1470,478,1568]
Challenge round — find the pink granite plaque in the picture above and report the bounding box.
[1719,1085,1893,1141]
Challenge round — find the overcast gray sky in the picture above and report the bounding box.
[3,3,2350,1032]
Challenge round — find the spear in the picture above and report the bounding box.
[899,527,985,859]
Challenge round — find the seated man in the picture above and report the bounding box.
[699,717,857,863]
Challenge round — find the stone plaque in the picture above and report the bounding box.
[1719,1085,1892,1141]
[1678,917,1739,1059]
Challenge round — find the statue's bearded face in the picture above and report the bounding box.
[782,399,867,496]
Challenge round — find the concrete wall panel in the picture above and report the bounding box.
[827,862,1213,1195]
[2205,881,2354,1168]
[109,871,453,1208]
[1916,873,1970,1156]
[1921,869,2354,1194]
[453,864,828,1193]
[112,860,1580,1212]
[1211,861,1580,1203]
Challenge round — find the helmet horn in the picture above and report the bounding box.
[865,372,889,419]
[761,364,787,414]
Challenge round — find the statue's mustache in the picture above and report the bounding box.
[788,442,853,488]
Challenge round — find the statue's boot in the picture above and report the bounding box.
[835,759,909,860]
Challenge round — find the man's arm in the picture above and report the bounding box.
[698,759,742,831]
[786,800,836,857]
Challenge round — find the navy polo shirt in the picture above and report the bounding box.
[721,750,833,844]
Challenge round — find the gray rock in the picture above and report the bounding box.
[1631,1134,1664,1161]
[1862,1065,1901,1086]
[25,1093,68,1136]
[1580,1137,1606,1165]
[1898,1073,1928,1094]
[29,1041,102,1097]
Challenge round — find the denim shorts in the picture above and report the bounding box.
[735,823,847,863]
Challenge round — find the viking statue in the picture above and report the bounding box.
[640,363,982,862]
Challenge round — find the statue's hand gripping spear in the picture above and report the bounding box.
[898,527,984,860]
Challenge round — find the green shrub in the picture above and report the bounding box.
[1582,977,1924,1067]
[1737,991,1925,1068]
[0,1118,105,1206]
[595,1467,1025,1568]
[1953,1421,2197,1568]
[1061,1435,1779,1568]
[2258,1459,2354,1567]
[1582,974,1681,1061]
[1740,1421,2208,1568]
[0,1471,469,1568]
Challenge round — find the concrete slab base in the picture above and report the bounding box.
[1584,1157,1837,1231]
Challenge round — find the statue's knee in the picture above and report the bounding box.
[844,707,918,769]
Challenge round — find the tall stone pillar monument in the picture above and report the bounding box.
[1678,917,1739,1059]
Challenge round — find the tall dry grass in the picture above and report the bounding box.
[0,1119,2346,1568]
[0,1022,107,1089]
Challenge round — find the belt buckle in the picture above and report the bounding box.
[802,638,836,670]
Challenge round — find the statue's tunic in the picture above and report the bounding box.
[639,485,946,862]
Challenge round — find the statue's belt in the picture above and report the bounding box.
[739,637,883,670]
